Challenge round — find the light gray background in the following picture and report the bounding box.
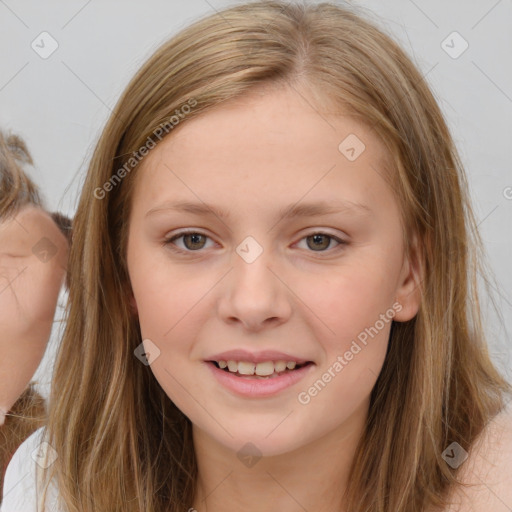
[1,0,510,399]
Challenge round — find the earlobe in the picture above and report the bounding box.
[393,233,423,322]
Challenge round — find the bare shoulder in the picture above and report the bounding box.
[444,400,512,511]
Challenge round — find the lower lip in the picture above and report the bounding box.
[205,361,315,398]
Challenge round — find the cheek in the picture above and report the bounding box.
[129,261,207,411]
[290,252,398,397]
[293,254,399,345]
[295,278,393,430]
[131,281,210,426]
[129,250,214,358]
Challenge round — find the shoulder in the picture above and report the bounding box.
[1,426,60,512]
[446,401,512,511]
[1,426,43,510]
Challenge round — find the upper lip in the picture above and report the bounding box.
[206,349,312,365]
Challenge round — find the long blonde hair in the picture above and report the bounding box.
[42,2,511,511]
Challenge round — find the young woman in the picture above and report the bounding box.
[0,130,70,504]
[2,1,511,511]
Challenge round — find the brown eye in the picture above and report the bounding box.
[164,231,213,252]
[298,233,346,253]
[306,234,331,251]
[164,230,347,255]
[181,233,207,250]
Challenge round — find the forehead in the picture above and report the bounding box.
[131,86,393,213]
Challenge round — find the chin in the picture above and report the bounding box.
[200,418,310,458]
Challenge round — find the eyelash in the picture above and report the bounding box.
[163,230,348,256]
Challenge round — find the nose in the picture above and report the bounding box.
[216,248,292,333]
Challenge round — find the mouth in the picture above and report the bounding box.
[205,358,315,398]
[208,359,314,379]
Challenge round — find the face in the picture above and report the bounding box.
[126,85,422,457]
[0,205,68,424]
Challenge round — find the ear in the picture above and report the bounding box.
[393,231,423,322]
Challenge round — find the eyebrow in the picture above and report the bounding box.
[145,199,372,221]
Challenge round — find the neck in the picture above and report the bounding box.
[191,398,369,512]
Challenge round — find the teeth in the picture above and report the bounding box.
[238,361,256,375]
[217,360,302,376]
[227,360,238,372]
[274,361,287,372]
[255,361,274,376]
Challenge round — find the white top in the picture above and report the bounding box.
[1,427,62,512]
[31,286,69,402]
[1,287,69,511]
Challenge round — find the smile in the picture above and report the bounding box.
[212,359,308,377]
[205,359,315,398]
